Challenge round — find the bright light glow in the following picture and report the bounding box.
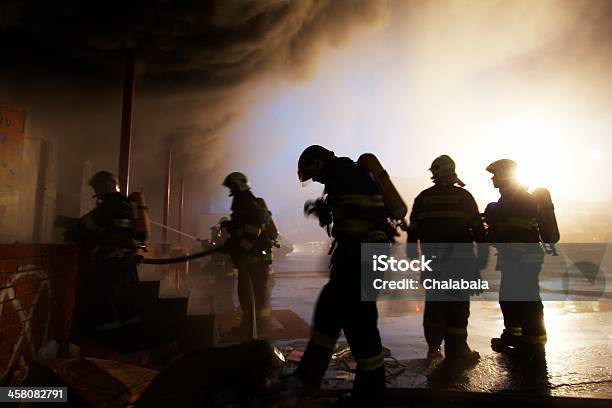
[591,149,604,160]
[468,111,588,198]
[225,0,612,247]
[542,302,573,354]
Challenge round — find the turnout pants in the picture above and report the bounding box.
[421,255,475,358]
[237,262,271,320]
[73,253,144,352]
[498,257,547,346]
[295,278,385,405]
[423,299,471,357]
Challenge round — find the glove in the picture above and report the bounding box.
[54,215,79,243]
[304,198,332,228]
[54,215,78,228]
[219,219,232,231]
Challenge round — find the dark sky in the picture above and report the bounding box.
[0,0,387,95]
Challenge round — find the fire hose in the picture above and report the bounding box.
[139,245,225,265]
[139,220,225,265]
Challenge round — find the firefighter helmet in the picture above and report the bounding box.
[486,159,518,180]
[223,172,250,192]
[89,171,120,197]
[298,145,335,182]
[429,155,465,187]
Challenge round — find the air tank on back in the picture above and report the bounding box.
[357,153,408,228]
[532,187,560,244]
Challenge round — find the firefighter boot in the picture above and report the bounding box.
[517,340,546,361]
[351,365,386,407]
[491,329,521,353]
[427,346,443,361]
[445,334,480,367]
[423,316,444,361]
[446,348,480,367]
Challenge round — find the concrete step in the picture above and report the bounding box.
[137,279,218,352]
[136,280,161,317]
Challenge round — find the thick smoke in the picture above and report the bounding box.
[1,1,387,88]
[220,0,612,242]
[0,0,388,239]
[3,0,612,243]
[0,0,388,152]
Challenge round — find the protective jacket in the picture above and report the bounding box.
[324,157,395,245]
[227,190,272,266]
[78,192,136,260]
[484,185,544,264]
[72,192,141,345]
[408,184,485,244]
[484,185,541,244]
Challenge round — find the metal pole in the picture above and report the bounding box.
[162,149,172,244]
[118,49,136,194]
[178,175,184,244]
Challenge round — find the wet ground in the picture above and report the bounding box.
[145,244,612,401]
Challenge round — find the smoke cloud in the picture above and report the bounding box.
[0,0,389,239]
[220,0,612,242]
[2,0,612,243]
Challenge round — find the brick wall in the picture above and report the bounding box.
[0,244,78,383]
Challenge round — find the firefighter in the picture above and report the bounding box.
[484,159,547,357]
[222,172,274,333]
[69,171,143,352]
[290,145,394,406]
[407,155,486,364]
